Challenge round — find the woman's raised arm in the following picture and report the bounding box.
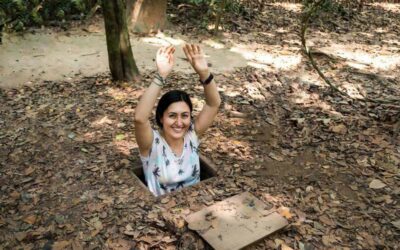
[135,46,175,156]
[183,44,221,136]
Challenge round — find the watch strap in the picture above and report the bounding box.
[200,73,214,85]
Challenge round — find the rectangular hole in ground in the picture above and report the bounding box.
[132,155,218,196]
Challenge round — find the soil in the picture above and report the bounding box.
[0,23,246,89]
[1,2,399,250]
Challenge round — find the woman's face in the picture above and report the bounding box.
[161,101,191,140]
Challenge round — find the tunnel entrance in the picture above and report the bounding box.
[132,155,218,197]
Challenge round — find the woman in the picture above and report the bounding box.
[135,44,221,196]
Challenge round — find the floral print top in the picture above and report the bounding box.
[140,125,200,196]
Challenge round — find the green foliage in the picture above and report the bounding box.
[0,0,99,31]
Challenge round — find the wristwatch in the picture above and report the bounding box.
[200,73,214,85]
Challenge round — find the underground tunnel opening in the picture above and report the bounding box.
[132,154,218,197]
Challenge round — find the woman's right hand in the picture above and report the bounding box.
[156,46,175,78]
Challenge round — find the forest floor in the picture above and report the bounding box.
[1,2,400,250]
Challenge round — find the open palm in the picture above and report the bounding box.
[183,44,209,80]
[156,46,175,78]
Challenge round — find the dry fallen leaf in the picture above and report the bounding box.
[281,243,294,250]
[391,220,400,230]
[322,235,335,246]
[53,240,71,250]
[268,152,284,161]
[369,179,386,189]
[278,206,293,220]
[319,215,336,226]
[330,124,347,134]
[15,232,27,241]
[23,215,37,225]
[160,197,170,204]
[24,166,35,175]
[71,240,84,250]
[10,191,20,199]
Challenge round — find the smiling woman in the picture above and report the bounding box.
[134,44,221,196]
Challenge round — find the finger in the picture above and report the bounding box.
[183,44,193,62]
[160,46,168,56]
[166,45,174,55]
[168,48,175,63]
[187,44,196,59]
[196,45,203,55]
[191,44,199,54]
[169,52,175,64]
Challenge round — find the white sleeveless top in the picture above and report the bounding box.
[140,125,200,196]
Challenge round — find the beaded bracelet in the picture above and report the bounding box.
[153,73,166,87]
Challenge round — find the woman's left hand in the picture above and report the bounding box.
[183,44,210,81]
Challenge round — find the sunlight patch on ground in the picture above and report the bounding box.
[276,28,289,34]
[141,32,186,46]
[382,39,400,46]
[221,89,243,97]
[92,116,114,127]
[374,27,390,34]
[289,85,345,118]
[202,39,225,49]
[320,44,400,72]
[106,87,128,101]
[298,69,370,109]
[290,89,314,105]
[269,3,302,13]
[105,87,143,101]
[114,140,137,156]
[299,73,324,87]
[370,3,400,13]
[230,45,301,71]
[340,83,365,99]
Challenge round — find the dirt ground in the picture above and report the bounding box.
[0,22,246,89]
[1,2,399,250]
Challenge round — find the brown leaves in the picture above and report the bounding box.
[319,215,336,227]
[330,124,347,134]
[106,238,134,250]
[278,207,293,220]
[391,220,400,230]
[15,232,27,241]
[123,224,140,238]
[268,152,284,162]
[22,215,37,225]
[321,234,338,247]
[10,190,20,200]
[82,217,103,237]
[24,166,35,175]
[1,5,400,249]
[53,240,71,250]
[369,179,386,189]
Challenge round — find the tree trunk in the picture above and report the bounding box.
[102,0,139,81]
[129,0,167,33]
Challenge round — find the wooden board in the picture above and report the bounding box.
[185,192,288,250]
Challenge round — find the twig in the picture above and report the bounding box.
[81,52,100,56]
